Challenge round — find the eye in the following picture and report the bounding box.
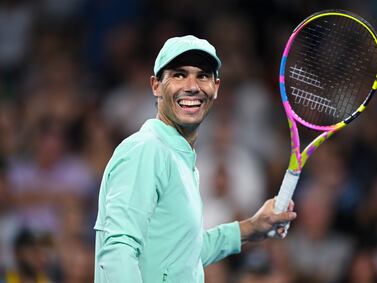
[172,72,185,79]
[198,72,212,80]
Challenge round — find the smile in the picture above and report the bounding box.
[177,99,203,108]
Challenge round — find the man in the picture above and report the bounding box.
[94,35,296,283]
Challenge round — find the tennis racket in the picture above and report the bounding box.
[268,10,377,237]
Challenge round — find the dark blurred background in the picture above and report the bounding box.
[0,0,376,282]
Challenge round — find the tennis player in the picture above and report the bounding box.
[94,35,297,283]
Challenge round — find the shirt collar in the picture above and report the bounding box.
[140,119,195,153]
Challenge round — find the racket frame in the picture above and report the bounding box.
[279,10,377,173]
[269,10,377,226]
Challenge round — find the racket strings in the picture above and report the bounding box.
[285,14,377,126]
[306,19,371,119]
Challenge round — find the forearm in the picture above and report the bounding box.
[201,222,241,267]
[239,217,266,243]
[96,234,143,283]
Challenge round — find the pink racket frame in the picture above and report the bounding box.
[280,23,346,173]
[269,10,377,228]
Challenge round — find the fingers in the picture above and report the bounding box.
[270,210,296,225]
[277,226,286,235]
[282,210,297,222]
[267,222,290,239]
[261,197,298,240]
[266,198,296,239]
[287,200,295,212]
[277,226,288,239]
[270,198,296,222]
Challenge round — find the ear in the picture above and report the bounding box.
[213,78,221,99]
[150,76,161,98]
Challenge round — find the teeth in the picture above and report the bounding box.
[178,99,201,107]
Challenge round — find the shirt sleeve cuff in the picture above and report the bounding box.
[222,221,241,254]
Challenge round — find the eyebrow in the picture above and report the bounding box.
[170,67,187,73]
[169,67,214,75]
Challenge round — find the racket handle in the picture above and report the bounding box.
[274,169,300,213]
[267,170,300,238]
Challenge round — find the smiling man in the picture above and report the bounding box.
[151,47,220,147]
[94,35,296,283]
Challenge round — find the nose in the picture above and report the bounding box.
[183,75,200,93]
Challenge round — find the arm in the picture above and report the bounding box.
[96,143,165,282]
[200,198,296,268]
[97,233,143,282]
[201,222,241,267]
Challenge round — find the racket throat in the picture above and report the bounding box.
[274,170,301,213]
[288,149,302,172]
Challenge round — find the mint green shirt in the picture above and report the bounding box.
[94,119,241,283]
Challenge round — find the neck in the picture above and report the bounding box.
[156,115,198,148]
[176,125,198,148]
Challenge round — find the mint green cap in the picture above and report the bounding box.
[153,35,221,76]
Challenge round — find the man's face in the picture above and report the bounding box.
[151,57,220,130]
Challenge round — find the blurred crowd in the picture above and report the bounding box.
[0,0,376,282]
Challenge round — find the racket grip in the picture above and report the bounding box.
[274,170,300,213]
[267,170,300,238]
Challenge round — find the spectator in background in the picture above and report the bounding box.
[36,0,86,27]
[0,229,53,283]
[0,102,18,159]
[353,177,377,247]
[198,115,266,228]
[203,13,280,163]
[7,118,94,234]
[0,161,21,271]
[58,234,94,283]
[235,240,294,283]
[80,110,116,181]
[101,57,156,138]
[340,248,377,283]
[203,260,230,283]
[82,0,145,86]
[286,183,354,283]
[20,46,85,130]
[0,0,34,91]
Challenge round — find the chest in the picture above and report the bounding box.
[166,157,202,223]
[151,153,203,234]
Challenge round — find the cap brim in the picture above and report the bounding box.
[160,50,219,75]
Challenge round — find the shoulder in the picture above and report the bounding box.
[108,130,172,171]
[118,130,169,156]
[104,131,172,188]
